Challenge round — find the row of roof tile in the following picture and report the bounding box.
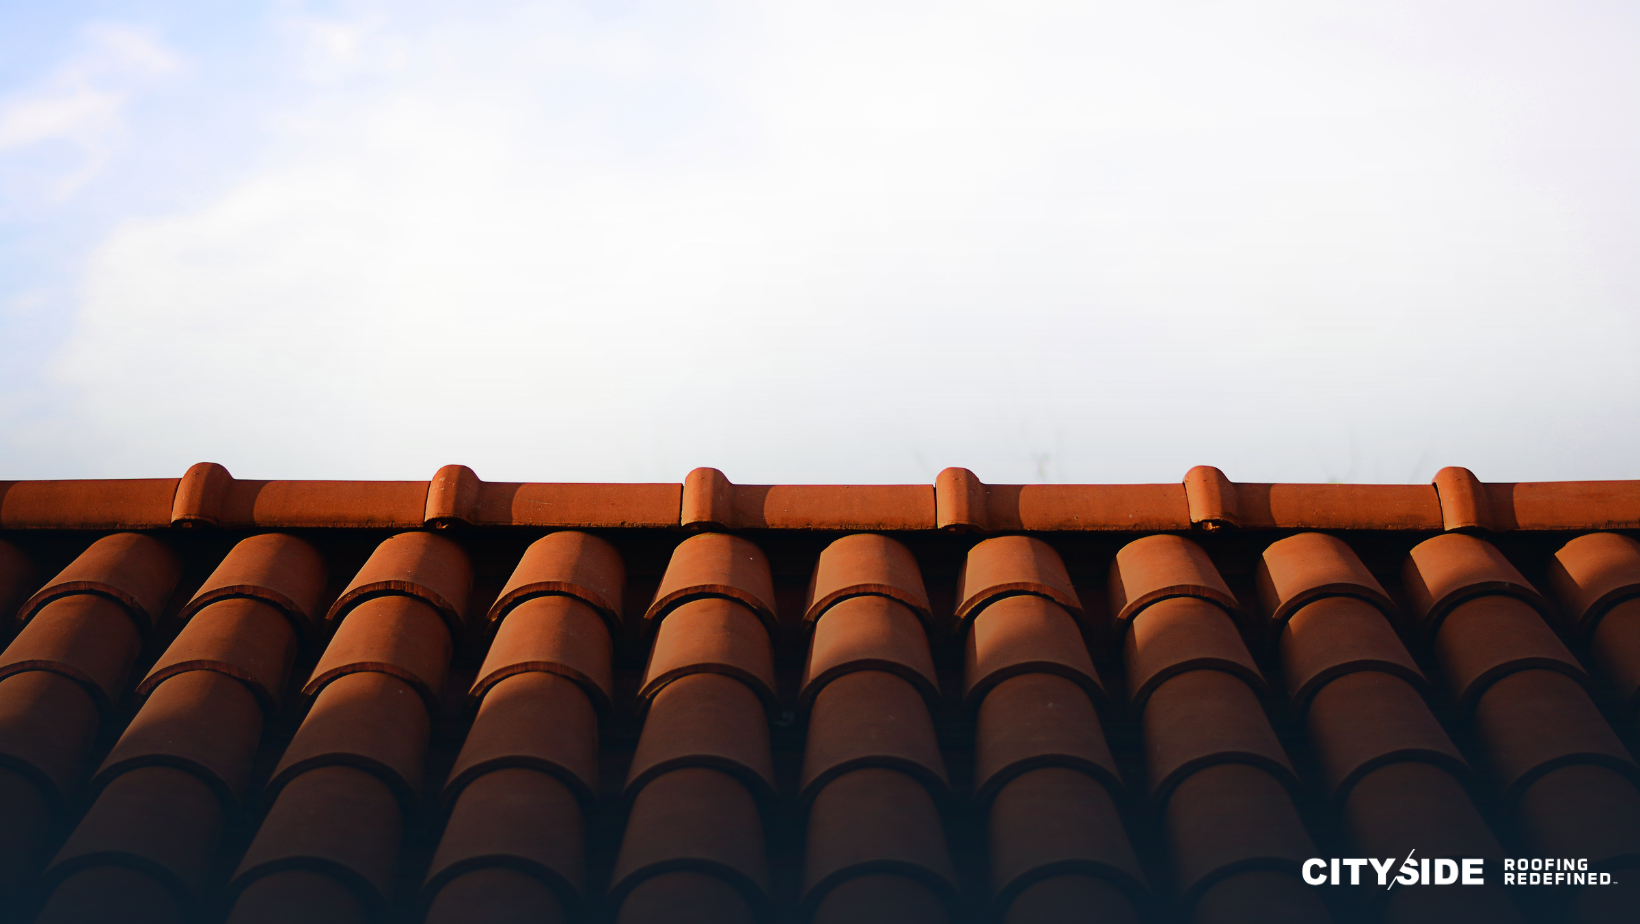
[4,464,1640,532]
[5,520,1640,921]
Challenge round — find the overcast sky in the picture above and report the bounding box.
[2,1,1637,487]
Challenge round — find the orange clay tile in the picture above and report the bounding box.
[1472,669,1636,801]
[801,767,956,912]
[625,672,775,804]
[177,532,327,633]
[424,767,584,905]
[1549,532,1640,635]
[1163,762,1316,902]
[972,673,1120,803]
[608,767,769,914]
[43,764,221,914]
[1492,480,1640,531]
[325,531,473,633]
[1255,532,1396,625]
[0,670,99,803]
[1142,670,1294,801]
[1304,670,1467,800]
[645,533,777,632]
[0,594,143,711]
[812,873,950,924]
[680,467,736,530]
[963,599,1099,737]
[137,597,297,712]
[988,766,1146,907]
[935,468,1191,533]
[471,594,613,711]
[214,479,429,529]
[1124,597,1263,712]
[169,462,236,527]
[226,868,370,924]
[422,464,482,527]
[1184,466,1239,531]
[682,469,937,531]
[1402,533,1551,632]
[1278,596,1426,709]
[639,598,776,711]
[1209,481,1441,532]
[0,479,178,530]
[487,531,625,627]
[2,469,1635,531]
[801,670,947,803]
[0,539,34,623]
[615,870,756,924]
[804,533,932,626]
[472,480,681,529]
[171,464,427,529]
[954,535,1083,624]
[1108,535,1240,629]
[94,669,264,805]
[1002,874,1140,924]
[231,765,402,914]
[267,671,431,806]
[1433,466,1491,531]
[15,532,180,632]
[425,866,566,924]
[1436,470,1640,532]
[933,468,988,533]
[305,594,452,709]
[1207,474,1442,532]
[1433,595,1587,707]
[445,671,599,807]
[802,595,938,710]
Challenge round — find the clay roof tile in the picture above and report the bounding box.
[326,531,473,634]
[954,535,1083,624]
[178,533,328,635]
[488,531,625,629]
[1402,533,1550,632]
[804,533,932,627]
[645,533,777,632]
[1548,532,1640,635]
[1107,535,1240,630]
[16,533,180,633]
[1255,532,1394,625]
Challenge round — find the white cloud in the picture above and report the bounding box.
[30,1,1640,483]
[0,24,177,193]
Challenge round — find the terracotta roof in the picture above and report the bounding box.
[1,463,1639,922]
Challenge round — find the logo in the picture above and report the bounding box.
[1302,852,1483,887]
[1303,855,1619,888]
[1503,858,1614,886]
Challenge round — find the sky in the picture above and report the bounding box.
[2,1,1638,487]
